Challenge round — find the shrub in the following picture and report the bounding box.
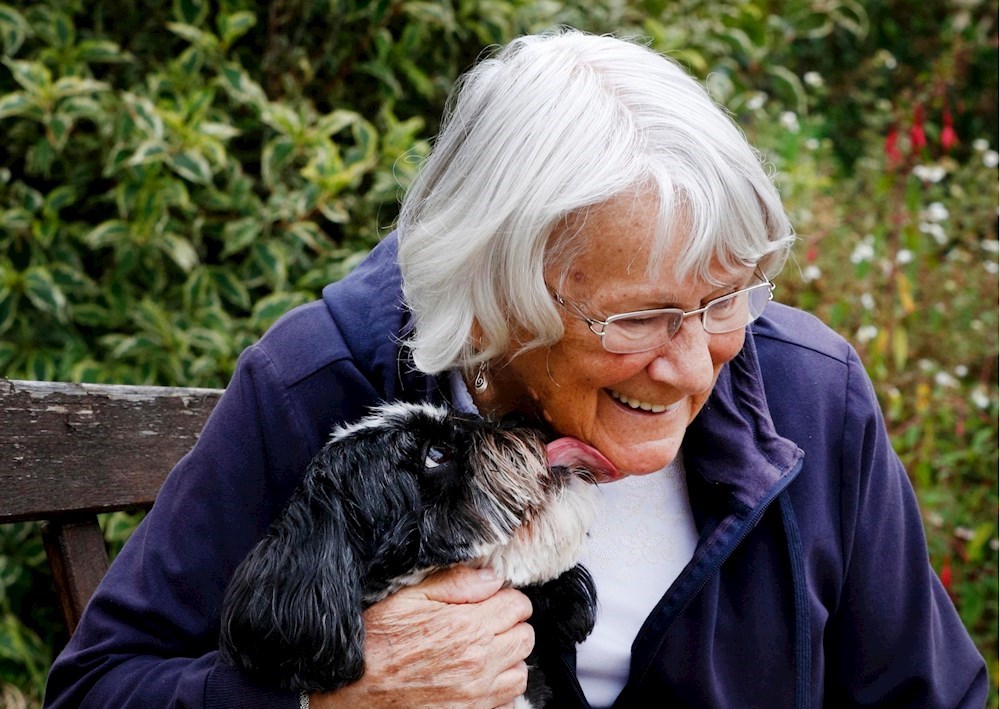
[0,0,996,704]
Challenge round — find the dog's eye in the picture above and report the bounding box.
[423,444,452,469]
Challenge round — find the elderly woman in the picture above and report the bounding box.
[46,29,985,709]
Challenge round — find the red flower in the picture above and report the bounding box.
[884,126,903,165]
[941,108,958,152]
[940,559,953,593]
[910,105,927,151]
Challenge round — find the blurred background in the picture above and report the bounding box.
[0,0,996,705]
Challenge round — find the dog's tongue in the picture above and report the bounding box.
[546,437,621,483]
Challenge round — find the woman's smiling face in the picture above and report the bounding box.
[487,193,754,476]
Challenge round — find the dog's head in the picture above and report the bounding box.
[219,401,607,692]
[322,401,602,596]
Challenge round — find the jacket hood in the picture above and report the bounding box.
[322,233,438,404]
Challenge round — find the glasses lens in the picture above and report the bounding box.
[704,283,772,334]
[603,311,684,354]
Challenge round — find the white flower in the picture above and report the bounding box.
[954,365,968,378]
[779,111,800,132]
[918,359,935,372]
[919,222,948,244]
[971,387,991,409]
[896,249,914,264]
[985,261,999,274]
[746,92,767,111]
[912,164,947,183]
[921,202,950,222]
[954,527,975,541]
[802,265,821,282]
[803,71,824,88]
[934,371,958,388]
[981,240,1000,253]
[860,293,875,310]
[984,151,999,168]
[856,325,878,343]
[850,242,875,263]
[805,138,820,150]
[973,138,990,152]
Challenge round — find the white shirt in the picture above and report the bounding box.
[576,455,699,707]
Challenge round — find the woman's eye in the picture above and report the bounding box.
[623,315,658,327]
[424,445,452,469]
[711,293,739,312]
[617,312,673,332]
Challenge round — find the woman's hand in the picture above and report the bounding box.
[310,565,535,708]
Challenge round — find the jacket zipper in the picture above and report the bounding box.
[618,458,804,703]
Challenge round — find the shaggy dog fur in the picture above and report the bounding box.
[218,401,601,707]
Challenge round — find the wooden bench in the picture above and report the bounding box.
[0,378,223,635]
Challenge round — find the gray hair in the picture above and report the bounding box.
[397,28,795,375]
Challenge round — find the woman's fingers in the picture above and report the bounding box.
[321,566,536,708]
[418,565,505,604]
[490,607,535,665]
[490,660,530,706]
[479,586,534,634]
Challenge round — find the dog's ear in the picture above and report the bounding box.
[219,455,367,693]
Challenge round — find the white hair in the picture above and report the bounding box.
[397,28,795,375]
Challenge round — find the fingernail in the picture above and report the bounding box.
[478,567,499,581]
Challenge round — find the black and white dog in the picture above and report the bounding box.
[219,401,614,706]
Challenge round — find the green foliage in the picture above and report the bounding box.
[0,523,60,705]
[0,0,996,705]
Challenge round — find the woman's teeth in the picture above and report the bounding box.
[609,390,679,413]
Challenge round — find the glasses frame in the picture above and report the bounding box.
[551,276,775,354]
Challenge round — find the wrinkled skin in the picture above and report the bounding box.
[311,566,534,708]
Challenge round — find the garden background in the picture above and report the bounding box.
[0,0,996,705]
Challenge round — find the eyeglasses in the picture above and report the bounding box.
[551,278,775,354]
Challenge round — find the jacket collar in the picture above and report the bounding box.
[685,329,803,515]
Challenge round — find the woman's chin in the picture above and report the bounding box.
[605,444,682,478]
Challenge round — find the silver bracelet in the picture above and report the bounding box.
[299,691,310,709]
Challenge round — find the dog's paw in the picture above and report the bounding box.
[522,564,597,646]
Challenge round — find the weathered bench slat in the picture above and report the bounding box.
[0,379,223,523]
[1,378,223,634]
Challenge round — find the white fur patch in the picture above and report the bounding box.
[475,476,599,586]
[327,401,449,444]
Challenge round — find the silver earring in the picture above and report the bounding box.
[474,363,488,393]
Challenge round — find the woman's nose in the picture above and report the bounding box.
[645,318,718,394]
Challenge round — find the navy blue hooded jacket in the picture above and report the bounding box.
[45,233,987,707]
